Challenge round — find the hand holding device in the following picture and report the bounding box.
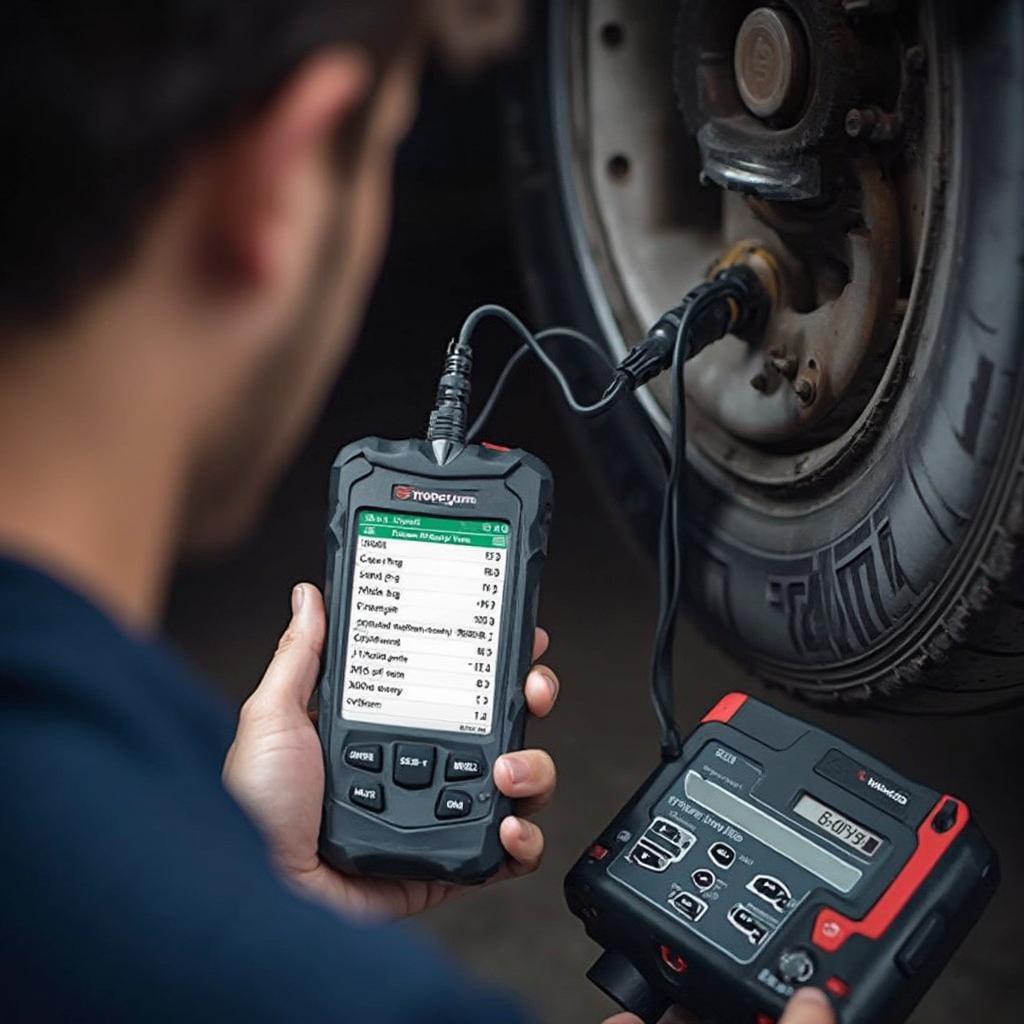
[223,584,559,916]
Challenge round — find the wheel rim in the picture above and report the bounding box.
[549,0,948,502]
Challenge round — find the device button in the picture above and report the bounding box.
[709,842,736,869]
[776,948,815,985]
[825,977,850,999]
[435,788,473,820]
[659,946,688,974]
[692,868,716,892]
[931,798,959,833]
[349,781,384,812]
[344,743,382,773]
[748,874,792,912]
[727,905,771,946]
[394,744,435,789]
[670,891,708,923]
[445,749,486,781]
[643,819,695,861]
[627,841,670,872]
[896,911,947,976]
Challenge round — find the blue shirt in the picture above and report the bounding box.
[0,555,528,1023]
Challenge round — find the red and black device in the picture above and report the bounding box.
[565,692,998,1024]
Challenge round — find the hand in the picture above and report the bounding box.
[223,583,560,920]
[602,988,836,1024]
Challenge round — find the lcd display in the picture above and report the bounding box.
[794,793,883,857]
[340,509,509,735]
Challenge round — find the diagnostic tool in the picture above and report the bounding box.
[565,693,998,1024]
[317,436,552,883]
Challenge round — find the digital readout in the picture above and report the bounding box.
[340,509,509,736]
[793,793,882,857]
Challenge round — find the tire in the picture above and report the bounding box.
[505,0,1024,711]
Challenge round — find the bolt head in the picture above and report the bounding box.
[794,377,816,404]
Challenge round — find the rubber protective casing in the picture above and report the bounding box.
[318,437,553,883]
[565,694,999,1024]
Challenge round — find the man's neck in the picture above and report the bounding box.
[0,323,191,631]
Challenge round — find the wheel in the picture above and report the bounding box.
[505,0,1024,710]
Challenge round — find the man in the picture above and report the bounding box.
[0,3,832,1022]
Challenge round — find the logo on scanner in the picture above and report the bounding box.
[857,769,909,806]
[392,484,478,508]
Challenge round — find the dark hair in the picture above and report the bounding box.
[0,2,416,328]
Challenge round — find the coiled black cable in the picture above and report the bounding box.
[427,265,769,760]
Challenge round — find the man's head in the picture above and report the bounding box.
[0,1,519,551]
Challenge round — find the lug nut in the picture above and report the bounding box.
[845,107,876,138]
[770,353,798,379]
[794,377,816,404]
[845,106,898,143]
[750,373,768,392]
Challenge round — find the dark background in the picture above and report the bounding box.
[166,67,1023,1023]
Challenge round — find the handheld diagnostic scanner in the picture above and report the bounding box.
[565,693,999,1024]
[316,437,552,883]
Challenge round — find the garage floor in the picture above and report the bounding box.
[165,69,1023,1023]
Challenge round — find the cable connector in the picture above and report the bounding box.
[614,261,773,392]
[426,341,474,456]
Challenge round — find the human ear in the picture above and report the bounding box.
[200,51,371,290]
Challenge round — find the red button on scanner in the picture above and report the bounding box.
[588,844,609,861]
[826,977,850,999]
[659,946,688,974]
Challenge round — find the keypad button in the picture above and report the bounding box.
[627,841,670,872]
[344,743,382,773]
[670,892,708,922]
[394,744,435,789]
[435,789,473,820]
[692,868,716,892]
[709,841,736,869]
[349,781,384,812]
[445,749,486,781]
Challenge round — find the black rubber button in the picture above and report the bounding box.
[435,789,473,820]
[692,868,716,891]
[709,842,736,869]
[349,781,384,812]
[932,799,959,833]
[344,743,382,773]
[394,744,435,789]
[445,749,486,781]
[777,948,815,984]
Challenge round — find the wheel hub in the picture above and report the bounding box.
[553,0,939,488]
[733,7,808,122]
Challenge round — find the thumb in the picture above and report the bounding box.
[254,583,327,710]
[780,989,836,1024]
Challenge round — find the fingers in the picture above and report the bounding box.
[498,815,544,876]
[532,627,550,661]
[493,748,556,815]
[780,990,836,1024]
[524,664,559,718]
[249,584,326,711]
